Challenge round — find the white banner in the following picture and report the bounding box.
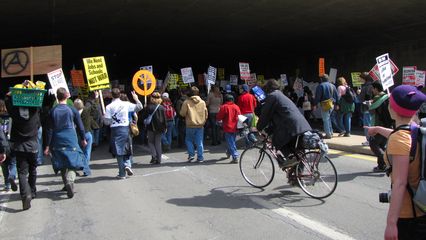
[402,66,417,85]
[140,65,153,73]
[280,74,288,86]
[230,75,238,86]
[207,66,217,84]
[415,70,426,87]
[239,62,250,80]
[180,67,195,84]
[376,53,394,90]
[329,68,337,84]
[47,68,69,96]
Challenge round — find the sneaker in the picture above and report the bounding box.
[225,152,231,159]
[344,133,351,137]
[281,157,299,168]
[9,179,18,192]
[22,195,31,210]
[362,141,370,146]
[230,158,238,164]
[338,131,346,137]
[187,156,195,162]
[116,175,126,180]
[150,158,157,164]
[373,166,387,173]
[196,159,204,163]
[65,183,74,199]
[125,167,134,176]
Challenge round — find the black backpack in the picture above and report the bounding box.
[342,86,356,104]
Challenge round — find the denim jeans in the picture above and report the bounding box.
[331,110,342,133]
[1,156,17,189]
[338,112,352,134]
[82,132,93,176]
[243,113,254,147]
[116,155,132,177]
[92,128,100,146]
[185,128,204,160]
[161,120,174,146]
[224,132,238,159]
[36,127,44,165]
[321,109,333,137]
[362,111,372,140]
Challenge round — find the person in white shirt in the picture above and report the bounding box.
[104,88,142,179]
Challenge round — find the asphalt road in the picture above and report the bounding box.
[0,143,389,240]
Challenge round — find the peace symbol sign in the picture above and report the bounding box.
[132,70,156,96]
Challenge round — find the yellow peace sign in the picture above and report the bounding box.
[132,70,157,96]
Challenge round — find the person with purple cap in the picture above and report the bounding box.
[366,85,426,240]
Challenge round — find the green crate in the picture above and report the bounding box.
[10,87,47,107]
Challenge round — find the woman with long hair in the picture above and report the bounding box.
[336,77,355,137]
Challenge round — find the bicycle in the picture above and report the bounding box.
[239,130,338,199]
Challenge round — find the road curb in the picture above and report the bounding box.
[326,142,374,156]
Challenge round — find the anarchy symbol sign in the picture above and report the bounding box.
[2,50,29,75]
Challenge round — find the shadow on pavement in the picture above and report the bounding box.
[338,171,385,182]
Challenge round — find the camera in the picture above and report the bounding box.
[379,190,392,203]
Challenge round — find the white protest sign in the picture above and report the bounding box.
[140,65,153,84]
[376,53,394,90]
[402,66,417,85]
[207,66,217,84]
[247,73,257,87]
[47,68,69,96]
[329,68,337,84]
[239,62,250,80]
[280,74,288,86]
[181,67,195,84]
[229,75,238,86]
[415,70,425,87]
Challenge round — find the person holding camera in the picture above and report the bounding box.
[366,85,426,240]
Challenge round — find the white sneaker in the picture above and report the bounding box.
[361,141,369,146]
[125,167,134,176]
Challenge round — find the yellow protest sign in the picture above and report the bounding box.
[351,72,362,87]
[132,70,156,96]
[83,56,110,91]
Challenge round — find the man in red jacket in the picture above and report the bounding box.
[217,94,241,163]
[237,84,257,147]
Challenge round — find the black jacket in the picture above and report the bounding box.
[0,128,9,154]
[142,104,167,133]
[257,90,311,149]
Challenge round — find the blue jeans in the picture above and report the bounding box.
[224,132,238,159]
[185,128,204,160]
[1,156,16,189]
[36,127,44,165]
[82,132,93,176]
[92,128,100,146]
[243,113,254,146]
[162,120,174,146]
[116,155,132,177]
[331,110,342,133]
[362,111,372,140]
[321,109,333,137]
[339,112,352,134]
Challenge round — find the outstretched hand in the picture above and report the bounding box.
[131,91,139,102]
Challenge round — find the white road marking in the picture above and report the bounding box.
[142,167,186,177]
[251,196,357,240]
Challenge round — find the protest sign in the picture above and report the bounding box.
[402,66,417,85]
[140,65,153,73]
[230,75,238,86]
[351,72,362,87]
[329,68,337,83]
[132,70,156,96]
[181,67,195,84]
[280,74,288,86]
[247,73,257,87]
[207,66,217,84]
[167,73,178,90]
[218,68,225,81]
[319,58,325,76]
[257,75,265,85]
[239,62,250,80]
[376,53,394,90]
[369,58,399,81]
[177,74,189,87]
[47,68,69,96]
[70,70,85,87]
[1,45,62,78]
[83,56,110,91]
[415,70,425,87]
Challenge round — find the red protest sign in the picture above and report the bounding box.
[70,70,85,87]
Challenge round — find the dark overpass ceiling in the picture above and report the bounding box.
[1,0,426,68]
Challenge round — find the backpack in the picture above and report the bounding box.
[163,103,175,121]
[342,86,356,104]
[391,118,426,216]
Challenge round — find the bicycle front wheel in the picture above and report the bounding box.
[296,151,337,199]
[239,146,275,188]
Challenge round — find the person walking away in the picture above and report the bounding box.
[5,81,41,210]
[237,84,257,147]
[297,86,315,123]
[161,92,176,151]
[314,74,339,139]
[104,88,142,179]
[257,79,312,169]
[217,94,241,163]
[0,99,16,192]
[206,86,223,146]
[143,92,167,164]
[368,82,394,172]
[365,85,426,240]
[74,99,95,176]
[85,91,103,149]
[45,88,87,199]
[336,77,355,137]
[175,88,188,148]
[358,72,374,146]
[180,86,208,163]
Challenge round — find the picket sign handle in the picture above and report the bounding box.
[30,46,34,82]
[98,90,105,115]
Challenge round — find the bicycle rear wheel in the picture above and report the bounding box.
[239,146,275,188]
[296,151,337,199]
